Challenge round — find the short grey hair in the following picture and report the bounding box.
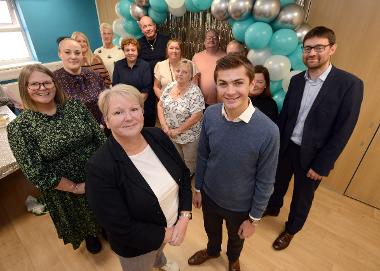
[100,23,112,32]
[98,84,144,117]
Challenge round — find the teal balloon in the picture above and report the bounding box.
[245,22,273,49]
[148,7,167,25]
[273,89,286,112]
[185,0,201,12]
[124,19,142,36]
[228,18,236,27]
[280,0,295,6]
[288,43,307,70]
[192,0,212,11]
[150,0,168,13]
[112,35,121,46]
[270,80,283,95]
[232,16,255,42]
[269,29,298,55]
[119,0,133,20]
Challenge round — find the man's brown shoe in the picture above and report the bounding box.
[272,231,294,250]
[229,259,241,271]
[188,249,220,265]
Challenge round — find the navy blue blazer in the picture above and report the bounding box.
[85,128,191,257]
[278,66,363,176]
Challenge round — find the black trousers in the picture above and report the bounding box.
[202,191,248,262]
[266,141,321,235]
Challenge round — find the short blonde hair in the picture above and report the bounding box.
[18,64,66,111]
[177,59,194,78]
[100,23,112,32]
[98,84,144,117]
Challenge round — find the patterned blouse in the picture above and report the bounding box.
[54,67,105,124]
[160,81,205,144]
[7,99,106,249]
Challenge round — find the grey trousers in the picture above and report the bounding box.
[173,139,199,175]
[119,244,167,271]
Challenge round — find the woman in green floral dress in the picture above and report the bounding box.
[7,64,106,253]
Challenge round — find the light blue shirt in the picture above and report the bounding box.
[291,65,332,145]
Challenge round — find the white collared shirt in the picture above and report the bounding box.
[221,99,256,123]
[291,64,332,145]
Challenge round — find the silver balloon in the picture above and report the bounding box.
[272,4,305,30]
[211,0,229,20]
[253,0,281,23]
[135,0,149,7]
[295,23,311,42]
[228,0,253,21]
[130,3,147,21]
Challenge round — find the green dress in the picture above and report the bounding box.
[7,99,106,249]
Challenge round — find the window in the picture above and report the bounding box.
[0,0,35,67]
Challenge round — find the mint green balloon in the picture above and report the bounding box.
[185,0,200,12]
[112,35,121,46]
[245,22,273,49]
[192,0,213,11]
[119,0,133,20]
[269,29,298,55]
[270,80,282,96]
[150,0,168,13]
[232,16,255,42]
[273,89,286,112]
[148,7,167,25]
[228,18,236,27]
[288,43,307,70]
[124,19,142,36]
[280,0,295,6]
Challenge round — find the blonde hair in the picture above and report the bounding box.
[99,23,112,32]
[98,84,144,117]
[18,64,66,111]
[166,39,183,58]
[71,31,95,65]
[178,59,194,78]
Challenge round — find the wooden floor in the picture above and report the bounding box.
[0,171,379,271]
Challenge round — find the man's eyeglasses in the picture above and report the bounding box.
[27,81,55,91]
[302,44,332,54]
[205,36,218,41]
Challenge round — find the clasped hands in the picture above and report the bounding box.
[164,217,189,246]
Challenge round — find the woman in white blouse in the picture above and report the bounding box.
[153,39,198,99]
[157,60,205,175]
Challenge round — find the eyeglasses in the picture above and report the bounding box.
[302,44,332,54]
[205,36,218,41]
[27,81,55,91]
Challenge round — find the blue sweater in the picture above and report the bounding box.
[195,104,280,218]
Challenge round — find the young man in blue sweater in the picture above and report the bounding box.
[188,54,280,271]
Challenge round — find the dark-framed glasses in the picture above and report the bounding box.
[27,81,55,91]
[302,44,332,54]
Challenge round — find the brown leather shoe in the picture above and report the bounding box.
[229,259,241,271]
[188,249,220,265]
[272,231,294,250]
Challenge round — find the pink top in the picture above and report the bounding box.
[192,49,226,105]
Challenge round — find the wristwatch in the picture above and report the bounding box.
[179,212,192,220]
[248,217,260,225]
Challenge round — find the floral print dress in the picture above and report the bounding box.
[7,99,106,249]
[160,82,205,144]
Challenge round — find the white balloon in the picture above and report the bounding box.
[264,55,291,81]
[247,47,272,65]
[166,0,185,9]
[168,6,186,17]
[282,70,302,92]
[112,18,128,37]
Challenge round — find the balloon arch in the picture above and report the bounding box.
[112,0,312,111]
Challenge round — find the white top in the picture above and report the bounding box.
[94,46,125,79]
[129,144,179,227]
[291,64,332,145]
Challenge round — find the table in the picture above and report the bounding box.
[0,106,19,179]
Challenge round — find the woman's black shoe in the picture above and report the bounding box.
[85,236,102,254]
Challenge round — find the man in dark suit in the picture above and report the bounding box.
[264,26,363,250]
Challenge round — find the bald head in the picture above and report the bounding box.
[139,16,157,40]
[226,40,246,56]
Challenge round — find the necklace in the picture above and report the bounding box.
[146,37,157,51]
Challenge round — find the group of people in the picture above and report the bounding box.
[6,13,363,271]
